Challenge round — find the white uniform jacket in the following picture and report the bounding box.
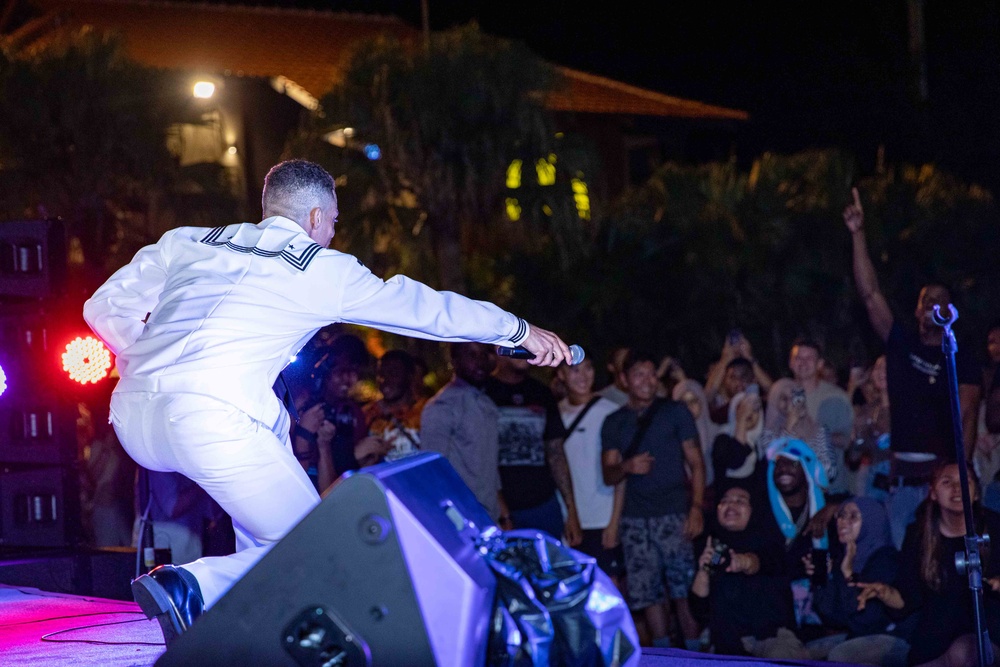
[84,216,529,429]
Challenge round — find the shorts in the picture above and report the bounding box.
[576,528,625,577]
[620,513,695,609]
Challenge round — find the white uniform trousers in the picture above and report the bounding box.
[110,391,320,608]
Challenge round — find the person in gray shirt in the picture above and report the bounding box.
[420,342,512,527]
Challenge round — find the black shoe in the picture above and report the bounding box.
[132,565,204,645]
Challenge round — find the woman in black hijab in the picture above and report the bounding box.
[689,481,794,655]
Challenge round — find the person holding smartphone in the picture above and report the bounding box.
[761,379,837,487]
[704,330,774,427]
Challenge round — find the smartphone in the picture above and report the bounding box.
[727,328,743,346]
[791,386,806,408]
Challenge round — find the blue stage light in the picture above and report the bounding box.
[364,143,381,160]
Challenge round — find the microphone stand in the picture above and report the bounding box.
[933,304,994,667]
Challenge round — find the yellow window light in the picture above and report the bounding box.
[536,154,557,186]
[572,177,591,220]
[506,160,523,189]
[505,198,522,221]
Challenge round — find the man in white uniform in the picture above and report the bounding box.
[83,159,571,644]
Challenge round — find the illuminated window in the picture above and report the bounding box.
[505,198,522,221]
[506,160,523,189]
[535,154,557,186]
[571,177,591,221]
[504,156,592,223]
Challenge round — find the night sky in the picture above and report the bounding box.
[170,1,1000,191]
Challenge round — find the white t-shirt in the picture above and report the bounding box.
[559,396,620,529]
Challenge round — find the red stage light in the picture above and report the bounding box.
[61,336,111,384]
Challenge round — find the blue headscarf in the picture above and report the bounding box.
[766,436,829,549]
[840,495,892,572]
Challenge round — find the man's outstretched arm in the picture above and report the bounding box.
[334,259,571,367]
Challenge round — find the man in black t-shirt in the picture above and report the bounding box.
[486,354,582,546]
[844,188,981,545]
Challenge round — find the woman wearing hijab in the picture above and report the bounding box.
[710,387,766,499]
[809,496,911,666]
[689,482,794,655]
[673,378,720,493]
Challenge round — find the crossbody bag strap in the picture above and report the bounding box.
[620,399,662,460]
[564,396,602,442]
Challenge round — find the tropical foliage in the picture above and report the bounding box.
[0,29,238,283]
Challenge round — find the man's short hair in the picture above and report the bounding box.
[790,336,824,358]
[622,349,658,374]
[606,345,629,366]
[379,349,416,377]
[325,333,370,371]
[725,356,754,379]
[921,281,953,302]
[449,341,481,362]
[261,159,336,214]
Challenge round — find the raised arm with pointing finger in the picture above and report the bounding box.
[842,186,980,467]
[844,187,894,342]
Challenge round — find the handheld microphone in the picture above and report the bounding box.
[496,344,585,365]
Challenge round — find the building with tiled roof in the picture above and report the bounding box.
[4,0,748,210]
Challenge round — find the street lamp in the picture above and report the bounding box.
[193,81,216,99]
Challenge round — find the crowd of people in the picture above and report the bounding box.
[267,187,1000,666]
[75,165,1000,666]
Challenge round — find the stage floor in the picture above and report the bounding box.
[0,584,164,666]
[0,583,862,666]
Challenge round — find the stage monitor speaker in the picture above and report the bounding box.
[158,452,499,667]
[0,219,67,299]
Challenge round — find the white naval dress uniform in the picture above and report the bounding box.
[84,216,529,607]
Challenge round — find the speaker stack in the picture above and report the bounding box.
[0,220,81,549]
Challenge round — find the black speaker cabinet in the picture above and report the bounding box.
[0,465,77,548]
[0,219,67,299]
[0,391,77,466]
[158,452,499,667]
